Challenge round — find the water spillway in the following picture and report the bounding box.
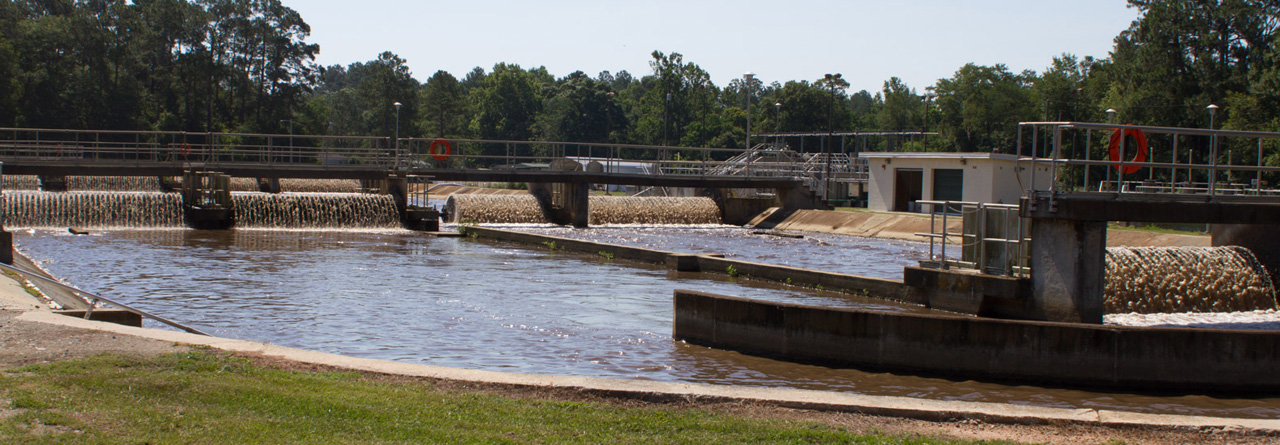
[444,194,722,225]
[230,192,400,229]
[2,190,184,228]
[1105,246,1277,313]
[227,178,361,193]
[2,175,164,192]
[445,194,546,224]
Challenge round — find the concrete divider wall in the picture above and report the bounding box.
[463,227,918,304]
[673,290,1280,393]
[464,227,674,264]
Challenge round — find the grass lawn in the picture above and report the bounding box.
[0,350,1012,444]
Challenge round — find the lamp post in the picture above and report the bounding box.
[824,73,842,202]
[1103,108,1116,188]
[743,71,755,150]
[606,91,614,144]
[774,102,782,148]
[394,101,402,167]
[921,92,934,150]
[663,92,672,147]
[1208,103,1219,194]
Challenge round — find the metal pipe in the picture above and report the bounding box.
[0,262,210,336]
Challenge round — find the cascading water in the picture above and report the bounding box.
[2,191,184,228]
[226,178,360,193]
[444,194,722,225]
[445,194,546,224]
[3,175,40,190]
[67,176,164,192]
[1105,246,1278,313]
[588,196,720,225]
[230,192,400,229]
[1,175,162,192]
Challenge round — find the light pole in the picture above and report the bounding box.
[824,73,843,202]
[1104,108,1116,188]
[743,71,755,150]
[774,102,782,148]
[1208,103,1219,193]
[921,92,934,150]
[606,91,614,144]
[394,101,402,167]
[663,92,672,147]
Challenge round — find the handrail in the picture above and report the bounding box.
[0,262,210,336]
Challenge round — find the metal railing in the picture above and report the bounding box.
[0,261,210,336]
[915,200,1029,277]
[1016,121,1280,200]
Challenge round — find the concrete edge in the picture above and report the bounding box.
[15,309,1280,434]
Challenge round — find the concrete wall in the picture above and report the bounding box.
[674,290,1280,393]
[862,154,1052,212]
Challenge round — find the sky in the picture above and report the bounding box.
[286,0,1141,93]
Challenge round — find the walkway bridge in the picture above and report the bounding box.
[0,128,845,227]
[908,121,1280,324]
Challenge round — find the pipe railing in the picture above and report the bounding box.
[1016,121,1280,199]
[0,261,210,336]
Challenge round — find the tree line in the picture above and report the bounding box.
[3,0,1279,162]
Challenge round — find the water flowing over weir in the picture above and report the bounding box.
[2,191,184,228]
[1105,246,1278,313]
[2,175,162,192]
[230,193,400,229]
[445,194,722,225]
[227,178,361,193]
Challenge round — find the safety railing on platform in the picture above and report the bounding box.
[0,261,210,336]
[915,200,1029,278]
[1015,121,1280,200]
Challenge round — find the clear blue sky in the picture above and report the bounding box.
[287,0,1140,93]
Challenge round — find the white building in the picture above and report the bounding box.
[859,152,1053,212]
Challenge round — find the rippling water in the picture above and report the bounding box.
[13,228,1280,419]
[504,225,926,279]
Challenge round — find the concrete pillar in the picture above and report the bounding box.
[0,230,12,265]
[1028,219,1106,323]
[527,181,589,227]
[37,175,67,191]
[182,171,234,230]
[256,178,281,194]
[567,180,589,228]
[1211,224,1280,288]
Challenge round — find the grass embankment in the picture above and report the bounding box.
[0,350,1008,444]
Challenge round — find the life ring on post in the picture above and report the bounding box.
[429,139,452,161]
[179,143,192,158]
[1108,127,1148,175]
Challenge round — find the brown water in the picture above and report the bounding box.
[14,228,1280,419]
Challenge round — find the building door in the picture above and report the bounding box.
[932,168,964,212]
[893,168,923,212]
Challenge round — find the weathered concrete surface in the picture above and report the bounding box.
[464,227,916,304]
[13,307,1280,434]
[1028,220,1107,324]
[673,289,1280,395]
[901,266,1031,317]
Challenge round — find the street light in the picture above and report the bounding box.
[394,102,403,167]
[743,71,755,150]
[921,92,934,150]
[1208,103,1219,193]
[824,73,843,203]
[606,91,614,144]
[774,102,782,148]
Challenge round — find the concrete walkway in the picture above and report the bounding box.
[2,276,1275,436]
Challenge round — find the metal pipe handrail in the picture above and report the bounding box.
[0,262,210,336]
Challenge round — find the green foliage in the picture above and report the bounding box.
[725,264,738,277]
[542,240,559,250]
[598,251,615,260]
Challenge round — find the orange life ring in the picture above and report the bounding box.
[180,143,192,157]
[1108,127,1148,175]
[429,139,451,161]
